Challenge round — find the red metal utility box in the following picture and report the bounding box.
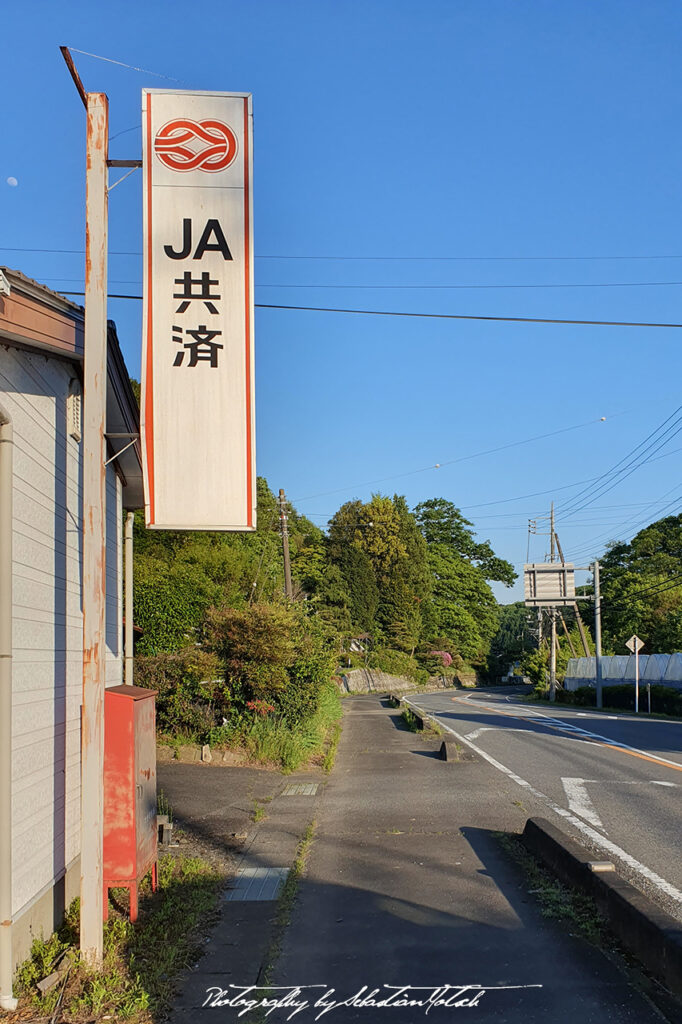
[103,685,158,921]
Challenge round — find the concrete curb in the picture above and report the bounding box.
[399,695,447,733]
[522,816,682,1000]
[391,696,434,730]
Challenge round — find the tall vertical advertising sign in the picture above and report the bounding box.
[141,90,255,529]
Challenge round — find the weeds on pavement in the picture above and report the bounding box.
[12,853,224,1024]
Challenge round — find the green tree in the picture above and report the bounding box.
[414,498,515,663]
[425,543,499,662]
[415,498,516,585]
[327,494,430,647]
[599,515,682,653]
[488,602,535,676]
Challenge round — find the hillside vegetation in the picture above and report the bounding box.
[132,479,515,764]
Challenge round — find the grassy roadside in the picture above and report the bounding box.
[243,681,343,773]
[495,832,682,1019]
[9,854,224,1024]
[495,832,609,945]
[158,681,344,775]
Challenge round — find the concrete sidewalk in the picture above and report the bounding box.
[166,695,666,1023]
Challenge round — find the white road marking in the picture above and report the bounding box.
[559,779,677,788]
[443,698,682,771]
[561,777,606,831]
[465,727,495,741]
[406,699,682,908]
[465,726,531,742]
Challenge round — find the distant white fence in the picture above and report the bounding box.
[564,653,682,692]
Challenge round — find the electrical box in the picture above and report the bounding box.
[103,685,158,921]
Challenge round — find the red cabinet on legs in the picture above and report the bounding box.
[103,685,158,921]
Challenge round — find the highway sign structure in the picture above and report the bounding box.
[523,562,576,606]
[141,90,256,530]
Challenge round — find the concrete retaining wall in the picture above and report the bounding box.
[338,670,453,694]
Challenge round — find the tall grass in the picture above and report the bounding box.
[244,681,342,772]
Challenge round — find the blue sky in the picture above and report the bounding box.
[2,0,682,600]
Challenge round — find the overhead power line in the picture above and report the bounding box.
[24,274,682,292]
[53,292,682,329]
[258,281,682,291]
[602,571,682,615]
[4,245,682,262]
[254,304,682,330]
[289,417,606,503]
[557,405,682,521]
[568,491,682,563]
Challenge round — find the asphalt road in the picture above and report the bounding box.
[409,687,682,922]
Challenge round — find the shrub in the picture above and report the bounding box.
[134,559,221,654]
[243,680,342,772]
[135,648,225,739]
[139,605,341,747]
[556,684,682,715]
[368,647,429,685]
[205,603,339,726]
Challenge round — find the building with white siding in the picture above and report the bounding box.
[0,268,142,1002]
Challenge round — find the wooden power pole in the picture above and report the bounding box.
[279,489,293,599]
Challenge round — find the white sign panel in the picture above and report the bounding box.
[141,89,255,529]
[625,635,645,653]
[523,563,576,606]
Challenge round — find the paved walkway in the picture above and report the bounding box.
[165,695,665,1024]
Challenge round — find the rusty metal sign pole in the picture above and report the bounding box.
[80,91,109,966]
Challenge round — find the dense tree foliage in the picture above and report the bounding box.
[414,499,516,662]
[415,499,516,585]
[486,602,535,676]
[132,479,520,732]
[599,515,682,654]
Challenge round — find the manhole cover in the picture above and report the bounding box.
[281,783,319,796]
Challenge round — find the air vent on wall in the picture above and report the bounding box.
[67,379,82,442]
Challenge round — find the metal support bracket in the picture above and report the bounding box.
[104,433,139,467]
[108,166,139,192]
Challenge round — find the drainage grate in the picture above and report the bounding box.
[281,783,319,796]
[224,866,289,902]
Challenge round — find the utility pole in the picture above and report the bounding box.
[555,515,592,657]
[558,609,578,658]
[81,90,109,963]
[549,503,557,702]
[279,489,293,600]
[573,603,592,658]
[593,559,603,709]
[60,45,109,966]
